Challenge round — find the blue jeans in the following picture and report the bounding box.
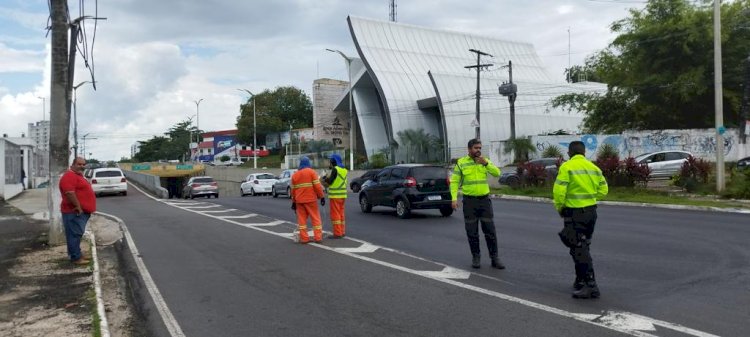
[62,213,90,261]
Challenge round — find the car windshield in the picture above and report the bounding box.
[412,167,448,181]
[634,153,652,161]
[194,177,214,183]
[95,171,122,177]
[256,174,275,179]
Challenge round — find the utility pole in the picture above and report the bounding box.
[237,89,258,169]
[739,56,750,145]
[499,60,518,140]
[713,0,725,192]
[465,49,493,139]
[48,0,70,245]
[389,0,397,22]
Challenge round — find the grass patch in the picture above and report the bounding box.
[87,288,102,337]
[492,186,750,209]
[240,154,282,169]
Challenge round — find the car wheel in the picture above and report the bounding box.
[215,194,219,199]
[272,187,278,198]
[190,194,195,199]
[351,183,360,193]
[396,199,410,219]
[439,206,453,217]
[359,195,372,213]
[122,191,127,196]
[286,187,292,199]
[507,176,520,189]
[250,188,256,196]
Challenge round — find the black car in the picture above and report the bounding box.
[358,164,453,219]
[499,157,561,188]
[738,156,750,170]
[350,169,381,192]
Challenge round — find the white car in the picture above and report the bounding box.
[240,173,278,196]
[90,168,128,196]
[635,150,692,179]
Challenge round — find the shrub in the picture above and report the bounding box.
[622,157,651,187]
[369,152,389,169]
[723,168,750,199]
[219,155,230,162]
[594,156,650,187]
[596,143,619,162]
[674,156,711,192]
[541,145,564,159]
[516,161,547,187]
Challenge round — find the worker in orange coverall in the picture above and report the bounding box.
[291,156,325,243]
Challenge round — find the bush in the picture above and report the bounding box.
[723,168,750,199]
[674,156,711,192]
[541,145,564,159]
[369,152,389,169]
[516,161,547,187]
[596,143,619,162]
[594,156,650,187]
[219,155,230,162]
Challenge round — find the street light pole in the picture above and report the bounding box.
[713,0,725,192]
[194,98,203,147]
[326,48,355,170]
[237,89,258,169]
[37,96,45,121]
[72,81,94,156]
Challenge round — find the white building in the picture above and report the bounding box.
[28,120,50,152]
[332,16,605,164]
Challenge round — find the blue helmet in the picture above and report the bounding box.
[329,153,343,167]
[299,156,311,169]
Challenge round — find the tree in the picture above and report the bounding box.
[236,86,313,147]
[396,128,440,163]
[504,137,537,163]
[133,119,194,162]
[564,64,601,83]
[552,0,750,133]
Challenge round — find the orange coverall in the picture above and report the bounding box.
[291,167,325,243]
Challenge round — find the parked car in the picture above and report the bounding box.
[213,157,243,166]
[350,169,381,193]
[358,164,453,219]
[634,150,692,178]
[271,169,297,198]
[498,157,561,188]
[90,168,128,196]
[240,173,278,196]
[737,156,750,170]
[183,176,219,199]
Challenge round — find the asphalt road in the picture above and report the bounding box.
[97,185,749,337]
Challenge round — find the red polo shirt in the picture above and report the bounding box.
[59,170,96,214]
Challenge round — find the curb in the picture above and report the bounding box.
[87,230,111,337]
[491,194,750,214]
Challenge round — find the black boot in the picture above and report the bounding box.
[572,282,600,299]
[491,256,506,269]
[573,277,584,291]
[471,255,481,269]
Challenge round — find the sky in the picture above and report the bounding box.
[0,0,648,161]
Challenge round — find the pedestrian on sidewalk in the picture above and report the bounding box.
[59,157,96,265]
[553,141,608,299]
[322,153,348,239]
[450,138,505,269]
[291,156,325,243]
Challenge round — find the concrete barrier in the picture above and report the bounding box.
[123,171,168,199]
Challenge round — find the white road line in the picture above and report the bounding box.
[218,214,258,219]
[130,184,718,337]
[96,210,186,337]
[164,202,205,206]
[336,242,380,253]
[200,209,238,213]
[416,266,471,280]
[180,204,221,209]
[251,220,285,227]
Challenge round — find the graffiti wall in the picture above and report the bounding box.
[531,129,749,161]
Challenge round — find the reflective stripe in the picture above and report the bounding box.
[462,180,486,186]
[569,170,603,176]
[293,183,313,188]
[567,194,596,199]
[555,180,569,186]
[313,225,322,230]
[330,167,348,199]
[312,179,320,183]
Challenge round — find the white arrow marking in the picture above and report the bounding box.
[251,220,285,227]
[417,266,471,280]
[336,243,379,253]
[181,205,220,209]
[219,214,258,219]
[574,311,720,337]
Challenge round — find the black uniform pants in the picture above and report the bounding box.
[462,196,498,257]
[562,206,597,282]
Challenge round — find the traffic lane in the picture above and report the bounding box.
[216,194,748,336]
[98,188,626,337]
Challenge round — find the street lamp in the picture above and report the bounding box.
[237,89,258,169]
[326,48,355,170]
[194,98,203,146]
[72,81,94,156]
[37,96,45,121]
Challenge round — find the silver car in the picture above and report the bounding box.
[183,176,219,199]
[271,169,297,198]
[635,150,692,179]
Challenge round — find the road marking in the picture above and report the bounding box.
[200,208,238,213]
[164,202,205,206]
[218,214,258,219]
[251,220,285,227]
[129,184,719,337]
[416,266,471,280]
[336,242,379,253]
[180,204,221,209]
[96,210,186,337]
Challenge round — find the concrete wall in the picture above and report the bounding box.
[123,170,169,199]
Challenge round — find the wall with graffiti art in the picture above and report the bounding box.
[530,129,749,162]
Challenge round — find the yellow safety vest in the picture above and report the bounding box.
[328,166,348,199]
[450,156,501,201]
[553,155,609,211]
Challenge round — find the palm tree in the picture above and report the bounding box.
[397,128,434,162]
[504,137,537,163]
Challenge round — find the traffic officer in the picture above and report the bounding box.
[322,153,348,238]
[553,140,608,299]
[291,156,326,244]
[450,138,505,269]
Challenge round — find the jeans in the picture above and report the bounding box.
[63,212,90,261]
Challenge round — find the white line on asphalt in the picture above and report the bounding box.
[180,204,221,209]
[335,242,380,253]
[200,208,238,213]
[164,202,205,206]
[416,266,471,280]
[250,220,285,227]
[218,214,258,219]
[96,210,186,337]
[130,184,718,337]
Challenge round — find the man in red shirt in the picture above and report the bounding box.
[59,157,96,265]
